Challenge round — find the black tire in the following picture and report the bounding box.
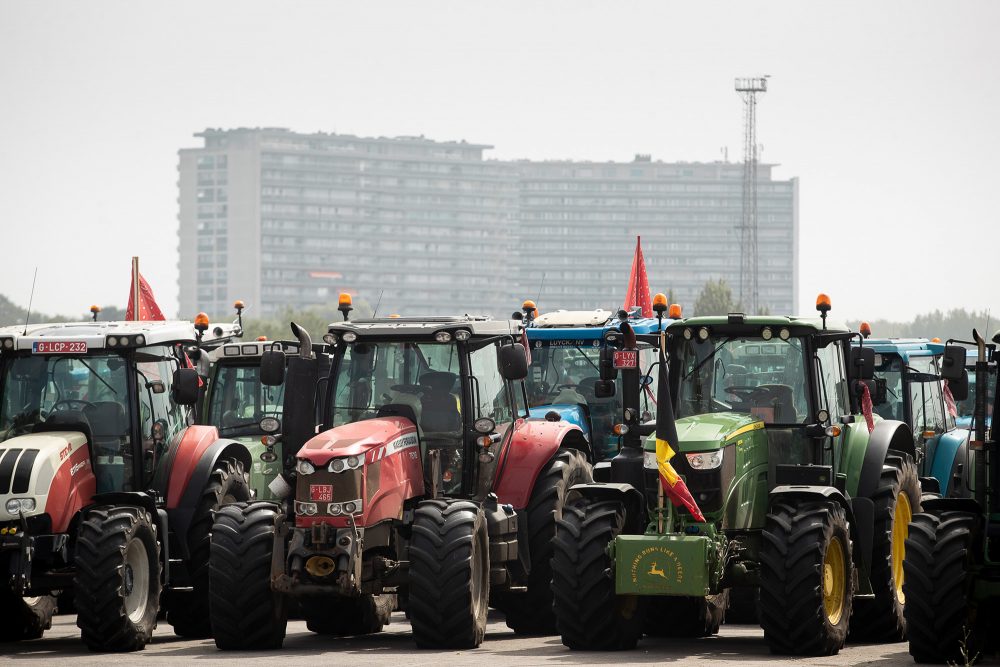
[209,502,287,650]
[551,500,643,650]
[74,506,161,652]
[167,458,250,638]
[408,498,489,649]
[903,511,977,663]
[0,591,56,641]
[759,499,852,656]
[645,590,729,637]
[500,449,592,635]
[850,453,921,642]
[301,594,394,636]
[725,587,759,624]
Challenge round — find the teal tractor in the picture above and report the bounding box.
[520,299,676,461]
[853,335,973,498]
[904,330,1000,663]
[552,295,921,655]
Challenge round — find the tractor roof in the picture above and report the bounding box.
[328,315,518,339]
[854,338,943,361]
[0,320,215,351]
[666,314,850,335]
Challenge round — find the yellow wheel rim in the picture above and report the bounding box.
[892,491,912,604]
[823,536,846,625]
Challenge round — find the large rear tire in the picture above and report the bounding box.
[645,590,729,637]
[408,498,489,649]
[0,591,56,641]
[499,449,592,635]
[903,511,977,663]
[167,458,250,638]
[74,506,161,652]
[759,499,852,656]
[301,594,393,636]
[551,499,643,650]
[210,502,287,650]
[850,453,921,642]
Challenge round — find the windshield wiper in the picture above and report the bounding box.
[683,337,734,381]
[77,358,118,396]
[574,346,602,374]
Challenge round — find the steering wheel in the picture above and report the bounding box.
[724,386,760,401]
[390,384,424,395]
[50,399,96,413]
[551,383,579,393]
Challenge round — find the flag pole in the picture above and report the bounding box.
[657,327,666,533]
[132,256,140,320]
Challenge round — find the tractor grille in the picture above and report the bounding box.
[0,449,39,495]
[296,468,363,516]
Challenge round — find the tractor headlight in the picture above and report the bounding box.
[6,498,36,514]
[341,331,357,343]
[685,450,724,470]
[296,460,316,475]
[343,501,358,514]
[434,331,452,343]
[295,501,318,516]
[323,333,338,345]
[329,456,363,472]
[643,451,657,470]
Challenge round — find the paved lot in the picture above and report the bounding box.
[0,613,932,666]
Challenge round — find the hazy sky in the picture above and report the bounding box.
[1,1,997,322]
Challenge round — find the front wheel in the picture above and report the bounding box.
[408,499,489,649]
[903,511,977,663]
[552,499,644,650]
[0,591,56,641]
[759,499,853,656]
[74,506,161,652]
[210,502,287,650]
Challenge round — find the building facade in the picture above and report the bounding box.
[178,129,797,320]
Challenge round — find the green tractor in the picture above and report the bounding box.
[903,329,999,663]
[553,295,922,655]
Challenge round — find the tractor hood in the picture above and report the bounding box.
[673,413,765,452]
[297,417,418,466]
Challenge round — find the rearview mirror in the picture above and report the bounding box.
[599,347,618,381]
[172,368,200,405]
[594,379,616,398]
[850,346,875,380]
[947,372,969,402]
[260,349,285,386]
[940,345,967,381]
[499,343,528,381]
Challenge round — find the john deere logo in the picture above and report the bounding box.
[630,546,684,586]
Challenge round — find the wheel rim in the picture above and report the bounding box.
[123,537,150,623]
[822,536,846,626]
[892,491,912,604]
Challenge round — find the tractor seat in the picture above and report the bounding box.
[419,371,461,434]
[83,401,129,449]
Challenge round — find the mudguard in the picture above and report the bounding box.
[493,418,588,510]
[929,429,971,497]
[769,484,873,593]
[856,420,914,500]
[566,482,646,534]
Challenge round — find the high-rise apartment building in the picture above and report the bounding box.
[178,129,798,320]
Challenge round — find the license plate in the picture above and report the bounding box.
[33,341,87,354]
[310,484,333,502]
[613,350,638,369]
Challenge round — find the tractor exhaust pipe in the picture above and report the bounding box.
[290,322,314,360]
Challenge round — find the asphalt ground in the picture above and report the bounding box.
[1,612,950,667]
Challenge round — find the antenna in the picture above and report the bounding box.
[371,290,384,318]
[23,267,38,335]
[535,272,546,303]
[986,308,992,336]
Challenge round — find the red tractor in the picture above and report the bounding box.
[208,311,593,649]
[0,319,252,650]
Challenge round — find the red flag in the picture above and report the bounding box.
[860,382,875,433]
[943,380,958,418]
[126,265,165,321]
[623,236,652,318]
[521,327,532,365]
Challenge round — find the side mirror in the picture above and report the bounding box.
[594,379,616,398]
[850,346,875,380]
[947,372,969,402]
[147,380,166,395]
[871,377,888,405]
[599,347,618,381]
[940,345,966,381]
[499,343,528,381]
[172,368,200,405]
[260,350,286,386]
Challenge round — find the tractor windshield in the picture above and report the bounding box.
[872,354,905,422]
[208,362,285,436]
[330,341,461,437]
[0,352,135,491]
[676,335,810,424]
[526,343,603,406]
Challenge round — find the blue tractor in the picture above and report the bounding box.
[519,299,675,462]
[955,347,995,430]
[855,336,973,498]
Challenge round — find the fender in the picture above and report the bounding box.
[493,418,588,510]
[857,420,914,500]
[566,482,646,535]
[930,429,971,497]
[769,485,874,595]
[167,438,252,560]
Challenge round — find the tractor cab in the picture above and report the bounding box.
[521,299,677,460]
[956,347,996,430]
